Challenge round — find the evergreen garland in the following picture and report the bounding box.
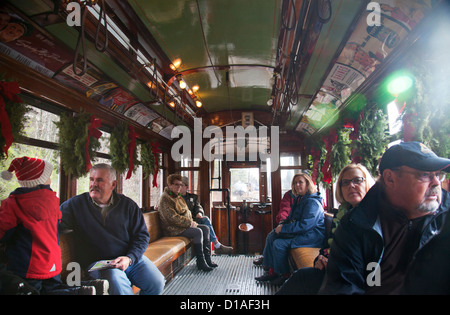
[308,140,326,186]
[54,111,101,178]
[110,122,138,176]
[331,128,351,179]
[400,58,450,159]
[140,142,156,179]
[352,106,389,177]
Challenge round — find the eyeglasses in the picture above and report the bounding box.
[340,177,365,187]
[394,169,446,182]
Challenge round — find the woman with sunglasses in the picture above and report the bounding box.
[276,164,374,294]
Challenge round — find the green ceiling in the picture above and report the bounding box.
[128,0,281,113]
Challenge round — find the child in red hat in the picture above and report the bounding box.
[0,156,63,294]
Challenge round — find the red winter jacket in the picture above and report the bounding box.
[275,190,295,224]
[0,186,62,279]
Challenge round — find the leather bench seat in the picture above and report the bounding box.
[289,212,334,270]
[143,236,190,267]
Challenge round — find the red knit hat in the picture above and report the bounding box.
[1,156,53,187]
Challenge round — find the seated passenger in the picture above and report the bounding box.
[320,141,450,294]
[255,173,325,286]
[60,163,165,295]
[276,164,374,294]
[180,176,233,255]
[253,174,301,266]
[158,174,217,272]
[403,187,450,294]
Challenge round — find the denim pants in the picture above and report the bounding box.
[194,216,218,243]
[88,255,165,295]
[262,230,292,275]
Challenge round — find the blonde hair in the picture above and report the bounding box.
[291,173,317,196]
[335,164,374,204]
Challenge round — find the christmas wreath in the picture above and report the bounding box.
[110,122,138,179]
[0,79,30,161]
[55,111,102,178]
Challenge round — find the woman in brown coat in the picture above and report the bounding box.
[158,174,217,272]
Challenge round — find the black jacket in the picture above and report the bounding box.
[320,184,449,294]
[182,192,204,219]
[403,188,450,294]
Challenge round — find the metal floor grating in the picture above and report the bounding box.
[162,255,278,295]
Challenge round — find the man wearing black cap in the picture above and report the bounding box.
[320,141,449,294]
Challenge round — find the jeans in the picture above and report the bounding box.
[262,230,292,274]
[88,256,165,295]
[195,216,218,243]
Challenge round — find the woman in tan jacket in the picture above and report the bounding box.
[158,174,217,272]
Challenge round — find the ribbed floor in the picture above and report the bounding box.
[162,255,278,295]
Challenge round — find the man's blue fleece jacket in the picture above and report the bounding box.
[59,191,150,268]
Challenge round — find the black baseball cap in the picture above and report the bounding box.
[379,141,450,175]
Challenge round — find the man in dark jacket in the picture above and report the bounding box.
[320,141,450,294]
[60,163,164,295]
[403,189,450,294]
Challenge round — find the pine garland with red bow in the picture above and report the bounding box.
[55,111,102,178]
[0,80,29,160]
[140,141,161,187]
[110,122,138,178]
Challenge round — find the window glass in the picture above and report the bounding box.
[230,168,259,202]
[122,165,143,208]
[98,131,110,154]
[280,152,302,167]
[280,169,296,196]
[23,107,59,142]
[150,169,163,207]
[0,144,60,200]
[180,170,199,195]
[1,106,60,200]
[264,158,272,202]
[179,156,200,168]
[387,100,402,135]
[210,160,222,203]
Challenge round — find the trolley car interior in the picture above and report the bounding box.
[0,0,449,296]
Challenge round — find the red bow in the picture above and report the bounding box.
[151,141,162,187]
[0,81,22,157]
[310,147,321,184]
[321,128,337,184]
[125,125,136,179]
[402,112,417,142]
[85,116,102,172]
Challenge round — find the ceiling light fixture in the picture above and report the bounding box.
[176,74,186,89]
[170,58,182,71]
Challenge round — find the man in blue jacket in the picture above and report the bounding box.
[320,142,450,294]
[60,163,164,295]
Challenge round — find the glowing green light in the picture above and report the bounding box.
[387,75,413,96]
